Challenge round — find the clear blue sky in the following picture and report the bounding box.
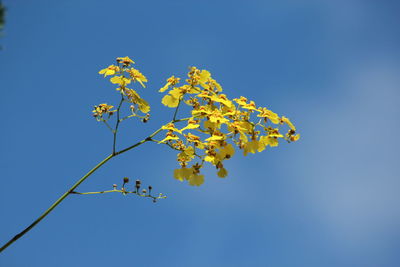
[1,0,399,266]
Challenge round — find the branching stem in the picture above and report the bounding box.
[0,117,190,253]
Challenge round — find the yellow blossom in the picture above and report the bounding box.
[180,119,200,132]
[281,116,296,131]
[210,94,233,108]
[92,103,116,118]
[257,107,280,124]
[243,140,264,156]
[217,167,228,178]
[290,134,300,142]
[158,135,180,144]
[127,68,147,88]
[188,173,204,186]
[184,133,205,149]
[173,167,194,181]
[161,123,182,133]
[209,110,230,125]
[260,135,279,147]
[110,76,131,86]
[233,96,248,106]
[219,144,235,159]
[177,146,195,164]
[159,76,181,92]
[137,98,150,113]
[116,56,135,65]
[99,65,120,77]
[161,94,180,108]
[242,100,258,111]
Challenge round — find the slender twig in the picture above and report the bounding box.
[102,120,114,133]
[0,117,190,253]
[0,154,114,253]
[112,94,124,154]
[172,97,182,121]
[71,189,166,202]
[71,189,118,194]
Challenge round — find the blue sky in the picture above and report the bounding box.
[1,0,399,266]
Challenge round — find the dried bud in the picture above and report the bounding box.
[142,114,150,123]
[135,179,141,189]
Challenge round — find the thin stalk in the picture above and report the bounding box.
[102,120,114,133]
[0,117,191,253]
[0,154,114,253]
[112,94,125,154]
[71,189,119,194]
[172,97,182,121]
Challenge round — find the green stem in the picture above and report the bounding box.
[0,154,114,253]
[71,189,119,194]
[102,120,114,133]
[172,96,182,121]
[113,94,125,154]
[0,117,191,253]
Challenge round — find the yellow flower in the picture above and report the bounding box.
[205,132,225,142]
[210,94,233,108]
[290,134,300,142]
[281,116,296,131]
[217,167,228,178]
[257,107,280,124]
[173,167,194,181]
[99,65,120,77]
[161,94,180,108]
[110,76,131,86]
[259,135,279,147]
[233,96,248,106]
[209,109,230,125]
[127,68,147,88]
[158,135,180,144]
[161,123,182,134]
[159,76,181,92]
[219,144,235,159]
[243,140,261,155]
[161,85,197,108]
[173,167,204,186]
[204,78,223,92]
[188,173,204,186]
[192,105,213,117]
[116,56,135,66]
[92,103,116,118]
[177,146,195,164]
[241,100,258,111]
[180,119,200,132]
[137,98,150,113]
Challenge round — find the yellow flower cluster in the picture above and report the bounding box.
[98,56,150,115]
[92,103,116,120]
[159,67,300,186]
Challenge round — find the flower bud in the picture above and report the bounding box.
[123,177,129,184]
[135,179,141,189]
